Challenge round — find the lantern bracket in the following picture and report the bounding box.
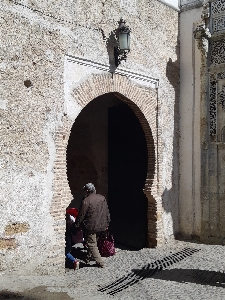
[114,47,130,67]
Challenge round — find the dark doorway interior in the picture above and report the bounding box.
[108,103,148,249]
[66,93,149,249]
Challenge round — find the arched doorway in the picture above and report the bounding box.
[66,92,151,249]
[50,72,162,273]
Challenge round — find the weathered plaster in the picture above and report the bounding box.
[4,222,30,235]
[1,0,179,274]
[0,100,7,110]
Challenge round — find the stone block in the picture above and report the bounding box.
[0,238,17,250]
[4,223,30,236]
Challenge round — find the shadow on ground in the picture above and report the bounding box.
[114,242,140,251]
[151,268,225,288]
[0,286,72,300]
[98,248,199,295]
[66,246,101,269]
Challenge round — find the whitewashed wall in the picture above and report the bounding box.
[179,2,202,237]
[0,0,179,274]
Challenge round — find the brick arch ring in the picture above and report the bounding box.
[51,73,164,250]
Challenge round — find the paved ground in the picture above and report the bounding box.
[1,240,225,299]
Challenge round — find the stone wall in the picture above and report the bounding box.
[0,0,179,274]
[200,0,225,244]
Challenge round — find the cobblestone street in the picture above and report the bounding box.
[1,241,225,299]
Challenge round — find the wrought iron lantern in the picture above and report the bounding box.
[114,19,131,67]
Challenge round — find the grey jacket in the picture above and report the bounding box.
[75,193,110,232]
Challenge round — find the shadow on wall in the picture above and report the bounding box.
[162,39,180,242]
[106,30,118,73]
[67,153,98,209]
[101,25,128,73]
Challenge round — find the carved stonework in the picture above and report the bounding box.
[209,0,225,140]
[211,0,225,16]
[193,23,211,56]
[213,15,225,32]
[201,0,210,19]
[209,80,217,137]
[211,0,225,34]
[218,86,225,110]
[211,40,225,64]
[209,71,225,140]
[218,71,225,79]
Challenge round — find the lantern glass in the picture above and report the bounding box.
[119,32,130,51]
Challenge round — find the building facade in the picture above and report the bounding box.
[1,0,223,275]
[180,0,225,244]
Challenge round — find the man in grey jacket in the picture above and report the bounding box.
[76,183,110,268]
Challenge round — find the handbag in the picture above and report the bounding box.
[97,231,115,257]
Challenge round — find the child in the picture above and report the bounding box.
[65,213,79,270]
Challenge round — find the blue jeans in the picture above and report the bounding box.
[65,231,76,262]
[66,252,75,262]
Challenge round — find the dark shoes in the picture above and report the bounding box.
[84,259,90,264]
[84,259,104,268]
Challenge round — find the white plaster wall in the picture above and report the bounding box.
[160,0,179,9]
[179,7,202,237]
[0,0,179,273]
